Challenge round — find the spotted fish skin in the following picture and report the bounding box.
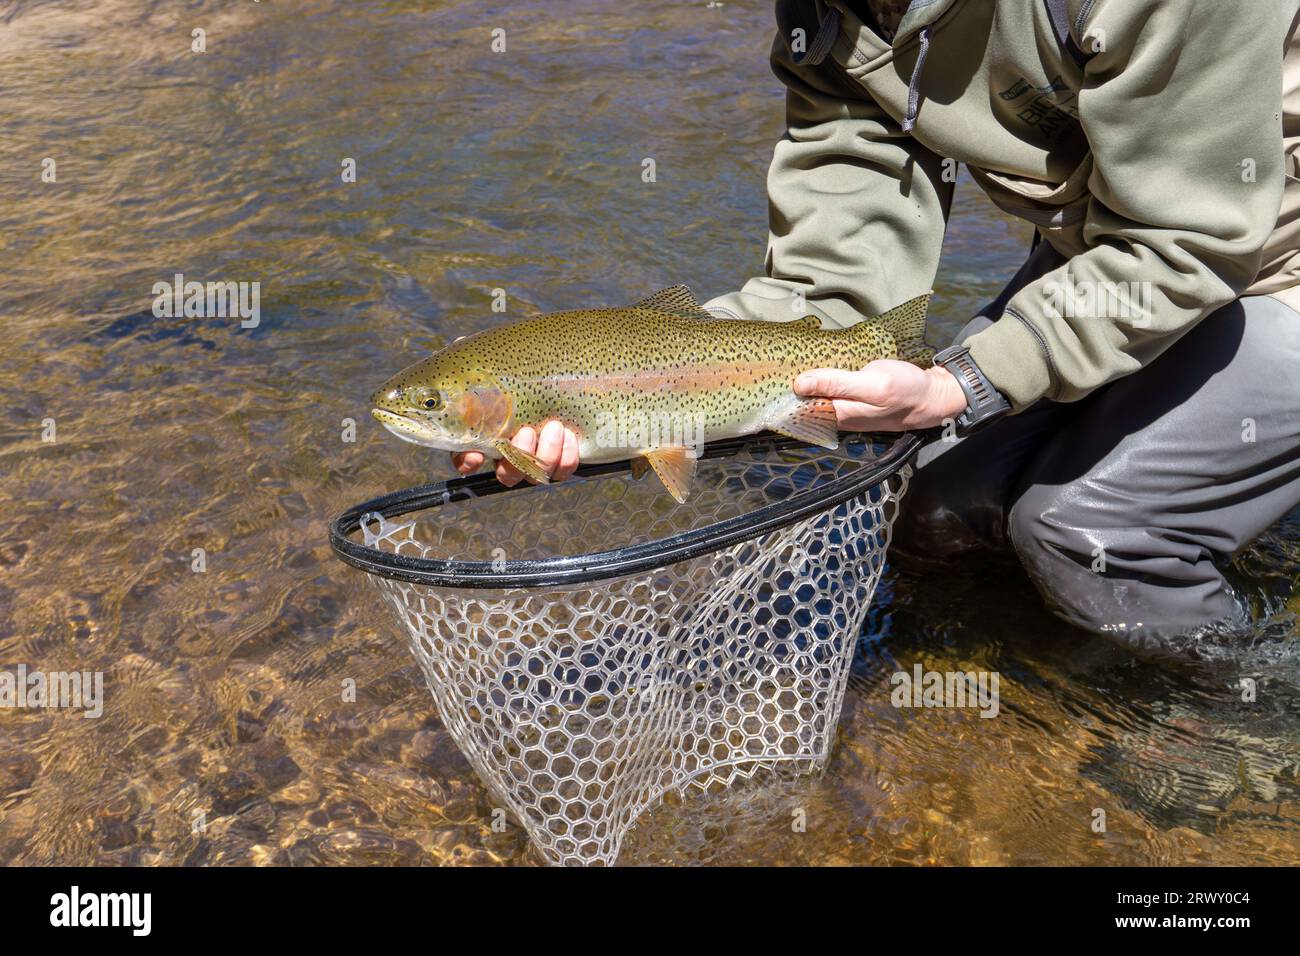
[371,286,931,500]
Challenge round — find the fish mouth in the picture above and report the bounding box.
[371,408,462,451]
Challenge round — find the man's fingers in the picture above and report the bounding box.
[530,420,566,485]
[794,368,864,400]
[830,398,895,431]
[512,425,539,454]
[454,450,485,474]
[554,426,580,481]
[495,460,523,486]
[495,425,537,486]
[492,423,580,487]
[795,367,893,406]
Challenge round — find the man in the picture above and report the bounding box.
[457,0,1300,660]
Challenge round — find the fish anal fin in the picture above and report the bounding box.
[633,285,716,320]
[493,440,551,484]
[630,457,651,480]
[640,446,697,503]
[767,396,840,450]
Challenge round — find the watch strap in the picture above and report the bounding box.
[933,345,1011,432]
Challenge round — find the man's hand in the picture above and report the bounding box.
[451,420,581,486]
[794,359,968,432]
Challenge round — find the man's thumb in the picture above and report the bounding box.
[794,368,855,398]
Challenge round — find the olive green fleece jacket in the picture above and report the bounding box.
[706,0,1300,410]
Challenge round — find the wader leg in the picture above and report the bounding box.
[891,377,1076,561]
[1006,295,1300,653]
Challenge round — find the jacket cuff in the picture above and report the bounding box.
[703,288,846,328]
[963,313,1054,411]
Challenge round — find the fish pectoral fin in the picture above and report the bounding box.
[492,440,552,484]
[633,285,717,320]
[640,446,697,503]
[767,396,840,450]
[630,457,651,480]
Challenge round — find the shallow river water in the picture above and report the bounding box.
[1,0,1297,865]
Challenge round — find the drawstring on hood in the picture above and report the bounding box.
[791,5,930,133]
[900,25,930,132]
[792,5,841,66]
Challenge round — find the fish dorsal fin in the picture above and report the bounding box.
[633,285,716,320]
[640,446,698,503]
[873,293,933,365]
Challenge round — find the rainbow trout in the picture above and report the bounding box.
[371,286,932,502]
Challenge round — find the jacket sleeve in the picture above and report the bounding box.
[965,0,1290,409]
[705,15,953,329]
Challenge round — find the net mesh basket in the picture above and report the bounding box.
[330,433,922,865]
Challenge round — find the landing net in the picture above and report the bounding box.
[330,432,922,865]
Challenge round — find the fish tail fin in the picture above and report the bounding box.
[874,293,933,366]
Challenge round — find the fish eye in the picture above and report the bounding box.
[414,389,443,411]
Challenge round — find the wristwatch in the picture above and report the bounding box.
[932,345,1011,433]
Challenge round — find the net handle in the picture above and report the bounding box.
[328,429,931,589]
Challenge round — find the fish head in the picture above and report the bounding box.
[370,350,513,453]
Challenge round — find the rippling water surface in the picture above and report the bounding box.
[2,0,1298,866]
